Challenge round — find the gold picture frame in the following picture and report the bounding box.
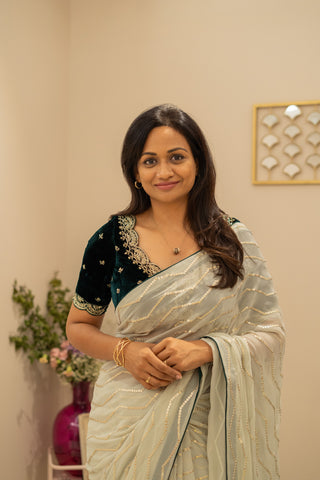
[252,100,320,184]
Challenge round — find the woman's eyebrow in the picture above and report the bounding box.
[141,147,188,157]
[167,147,188,153]
[141,151,156,157]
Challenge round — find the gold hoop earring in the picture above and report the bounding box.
[134,181,142,189]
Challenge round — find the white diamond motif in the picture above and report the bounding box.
[262,134,279,148]
[261,156,278,170]
[262,114,279,128]
[284,125,301,139]
[283,163,301,178]
[284,143,300,159]
[284,105,302,120]
[307,111,320,126]
[307,132,320,147]
[306,154,320,169]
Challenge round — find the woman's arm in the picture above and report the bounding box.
[66,305,182,389]
[66,304,118,360]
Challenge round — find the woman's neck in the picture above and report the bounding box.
[147,200,188,230]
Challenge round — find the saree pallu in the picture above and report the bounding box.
[86,223,285,480]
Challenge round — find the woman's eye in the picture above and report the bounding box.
[143,158,157,166]
[171,154,184,162]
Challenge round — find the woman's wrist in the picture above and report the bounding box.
[191,340,213,364]
[113,338,132,367]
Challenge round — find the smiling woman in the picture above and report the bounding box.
[66,104,285,480]
[133,126,200,265]
[136,126,198,205]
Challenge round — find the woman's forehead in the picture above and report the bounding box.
[142,126,190,153]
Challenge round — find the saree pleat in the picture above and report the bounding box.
[168,374,210,480]
[86,223,285,480]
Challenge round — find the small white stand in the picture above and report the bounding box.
[47,447,88,480]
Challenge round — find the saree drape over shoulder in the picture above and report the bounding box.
[81,221,285,480]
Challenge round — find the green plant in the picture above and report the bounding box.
[10,274,101,384]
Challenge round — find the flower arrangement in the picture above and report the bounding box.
[9,274,101,384]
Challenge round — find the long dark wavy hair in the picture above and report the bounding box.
[117,104,243,288]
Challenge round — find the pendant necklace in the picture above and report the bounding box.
[153,221,189,255]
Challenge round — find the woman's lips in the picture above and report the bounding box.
[154,181,180,190]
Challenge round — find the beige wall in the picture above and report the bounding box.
[0,1,70,479]
[2,0,319,479]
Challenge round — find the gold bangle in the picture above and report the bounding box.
[113,337,132,367]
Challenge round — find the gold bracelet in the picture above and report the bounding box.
[113,338,132,367]
[118,338,131,366]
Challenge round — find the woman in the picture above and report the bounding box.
[66,104,285,480]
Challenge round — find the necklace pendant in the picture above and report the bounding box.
[173,247,180,255]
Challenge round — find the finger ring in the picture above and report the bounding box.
[146,376,151,384]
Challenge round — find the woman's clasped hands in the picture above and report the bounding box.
[123,337,212,390]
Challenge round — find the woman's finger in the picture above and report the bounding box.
[155,352,170,363]
[151,342,166,356]
[142,373,172,390]
[143,363,176,382]
[123,341,182,386]
[157,355,174,367]
[152,337,181,358]
[147,351,182,379]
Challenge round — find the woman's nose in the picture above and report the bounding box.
[157,160,173,178]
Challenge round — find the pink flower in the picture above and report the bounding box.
[50,348,62,368]
[59,349,68,361]
[60,340,70,350]
[50,348,60,358]
[50,357,57,368]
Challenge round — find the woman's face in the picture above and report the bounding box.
[136,126,197,207]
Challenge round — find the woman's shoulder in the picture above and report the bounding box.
[87,215,116,240]
[223,215,255,241]
[86,214,136,247]
[229,219,261,250]
[85,215,125,253]
[224,215,240,227]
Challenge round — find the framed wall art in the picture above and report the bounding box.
[252,100,320,184]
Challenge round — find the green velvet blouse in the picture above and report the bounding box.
[73,214,239,315]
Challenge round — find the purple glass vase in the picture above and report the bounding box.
[53,381,91,477]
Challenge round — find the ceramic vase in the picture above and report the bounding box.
[53,381,91,477]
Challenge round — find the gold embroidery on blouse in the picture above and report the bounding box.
[73,293,107,316]
[118,215,161,277]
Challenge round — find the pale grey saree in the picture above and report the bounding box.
[86,223,285,480]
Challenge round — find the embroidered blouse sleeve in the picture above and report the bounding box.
[73,218,116,316]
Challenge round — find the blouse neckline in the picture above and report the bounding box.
[118,214,201,277]
[118,215,161,277]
